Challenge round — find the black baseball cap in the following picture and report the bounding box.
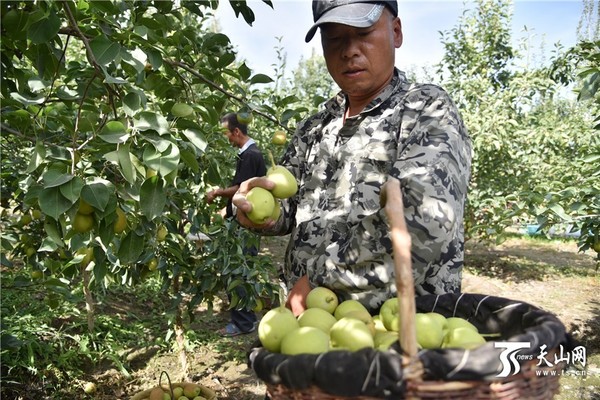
[305,0,399,42]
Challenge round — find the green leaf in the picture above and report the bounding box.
[77,0,89,11]
[145,47,163,70]
[38,54,62,83]
[90,35,122,66]
[42,167,74,189]
[27,12,61,44]
[134,111,170,135]
[26,142,47,173]
[143,143,180,177]
[56,86,79,100]
[202,33,231,51]
[99,120,129,143]
[59,176,85,203]
[89,0,120,14]
[44,218,64,247]
[39,237,59,252]
[548,203,572,222]
[217,53,236,68]
[250,74,273,84]
[10,92,45,106]
[180,149,200,173]
[81,180,112,212]
[101,67,127,84]
[143,133,172,152]
[206,159,221,185]
[123,92,142,116]
[181,128,208,152]
[238,63,252,80]
[140,176,166,220]
[118,231,145,264]
[229,1,256,26]
[118,144,136,184]
[121,48,146,74]
[39,187,73,220]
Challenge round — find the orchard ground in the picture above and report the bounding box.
[9,235,600,400]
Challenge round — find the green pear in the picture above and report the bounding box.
[425,312,447,330]
[83,382,96,394]
[280,326,330,355]
[271,199,281,221]
[334,299,369,320]
[246,187,275,224]
[172,387,184,399]
[298,307,338,333]
[183,383,202,398]
[171,102,194,118]
[372,315,387,332]
[415,313,445,349]
[344,309,376,336]
[445,317,478,332]
[258,306,299,352]
[266,165,298,199]
[330,317,374,351]
[379,298,400,332]
[442,326,486,349]
[306,286,339,314]
[374,330,398,350]
[271,130,287,145]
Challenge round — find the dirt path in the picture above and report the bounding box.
[118,237,600,400]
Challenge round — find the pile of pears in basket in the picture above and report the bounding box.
[259,287,490,355]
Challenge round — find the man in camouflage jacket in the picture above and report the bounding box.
[233,0,471,314]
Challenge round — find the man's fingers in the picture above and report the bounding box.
[239,176,276,193]
[232,176,278,229]
[233,176,276,212]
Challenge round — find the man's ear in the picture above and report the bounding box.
[394,17,403,48]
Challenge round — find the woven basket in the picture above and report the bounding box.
[130,372,217,400]
[263,351,564,399]
[251,179,568,400]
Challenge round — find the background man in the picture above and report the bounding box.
[207,112,266,335]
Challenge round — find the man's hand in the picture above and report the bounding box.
[232,177,277,229]
[285,274,310,317]
[206,188,220,204]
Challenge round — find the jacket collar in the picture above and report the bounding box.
[324,68,407,118]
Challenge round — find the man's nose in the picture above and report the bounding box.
[340,36,361,59]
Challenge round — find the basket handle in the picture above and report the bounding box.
[381,178,418,358]
[159,371,174,399]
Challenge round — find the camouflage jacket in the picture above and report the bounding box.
[269,69,472,312]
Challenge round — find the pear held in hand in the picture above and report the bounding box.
[266,150,298,199]
[246,187,275,224]
[267,165,298,199]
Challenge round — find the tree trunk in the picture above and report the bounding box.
[82,267,95,333]
[173,274,189,380]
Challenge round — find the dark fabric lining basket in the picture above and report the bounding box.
[248,292,573,400]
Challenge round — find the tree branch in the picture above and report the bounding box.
[165,59,290,131]
[60,0,103,75]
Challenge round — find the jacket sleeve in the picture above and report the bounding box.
[391,85,472,295]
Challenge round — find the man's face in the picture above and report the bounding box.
[320,9,402,102]
[222,122,239,147]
